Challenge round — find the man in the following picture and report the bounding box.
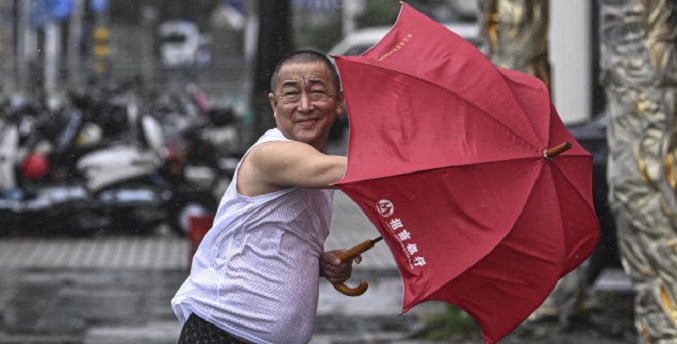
[172,50,359,344]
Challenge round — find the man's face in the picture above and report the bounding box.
[268,61,343,150]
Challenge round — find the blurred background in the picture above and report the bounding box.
[0,1,643,343]
[0,0,602,134]
[0,0,616,283]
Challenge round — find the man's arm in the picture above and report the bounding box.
[238,140,347,197]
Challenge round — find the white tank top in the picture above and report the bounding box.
[171,128,334,344]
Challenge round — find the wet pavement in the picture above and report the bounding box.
[0,190,637,344]
[0,140,638,344]
[0,267,637,344]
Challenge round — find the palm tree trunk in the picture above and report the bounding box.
[599,0,677,342]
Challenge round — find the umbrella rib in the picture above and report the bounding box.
[346,60,542,152]
[550,155,597,211]
[349,156,543,185]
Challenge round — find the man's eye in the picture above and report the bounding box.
[310,90,328,99]
[282,92,300,100]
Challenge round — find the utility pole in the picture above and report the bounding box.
[0,1,13,93]
[67,0,85,90]
[43,21,61,102]
[15,0,30,97]
[141,2,159,91]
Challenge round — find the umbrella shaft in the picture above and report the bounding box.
[338,239,377,263]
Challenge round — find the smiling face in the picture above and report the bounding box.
[268,61,343,151]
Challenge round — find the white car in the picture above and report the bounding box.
[328,22,484,57]
[159,21,201,68]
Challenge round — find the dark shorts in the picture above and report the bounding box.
[178,313,251,344]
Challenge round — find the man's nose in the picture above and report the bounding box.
[297,92,313,112]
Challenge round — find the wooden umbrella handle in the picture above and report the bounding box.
[333,281,369,296]
[332,239,376,297]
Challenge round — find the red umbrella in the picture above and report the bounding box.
[331,3,600,343]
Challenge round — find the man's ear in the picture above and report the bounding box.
[336,91,345,115]
[268,92,277,116]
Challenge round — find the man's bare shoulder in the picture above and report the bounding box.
[251,140,311,155]
[240,140,346,191]
[237,142,289,197]
[248,141,319,168]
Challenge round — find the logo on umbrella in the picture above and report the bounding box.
[376,199,394,217]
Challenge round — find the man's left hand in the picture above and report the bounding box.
[320,250,362,284]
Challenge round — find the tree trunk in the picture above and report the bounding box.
[599,0,677,342]
[250,0,292,143]
[477,0,551,89]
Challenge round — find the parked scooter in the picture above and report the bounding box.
[0,100,96,235]
[158,104,242,236]
[0,95,169,235]
[75,102,169,234]
[0,85,245,237]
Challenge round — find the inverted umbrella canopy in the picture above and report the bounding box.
[333,3,600,344]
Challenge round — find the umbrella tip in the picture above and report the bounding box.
[544,142,572,159]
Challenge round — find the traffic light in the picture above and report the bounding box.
[93,27,109,56]
[93,26,109,73]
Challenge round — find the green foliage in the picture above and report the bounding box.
[294,0,449,52]
[418,304,480,340]
[355,1,401,28]
[293,11,343,52]
[108,0,217,29]
[108,0,141,24]
[355,0,449,29]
